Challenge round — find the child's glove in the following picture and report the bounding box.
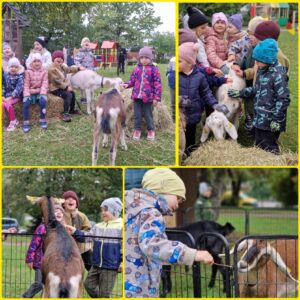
[228,89,241,98]
[270,121,280,132]
[220,64,230,75]
[213,104,229,115]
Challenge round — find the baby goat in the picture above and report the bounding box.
[92,88,127,166]
[27,196,84,298]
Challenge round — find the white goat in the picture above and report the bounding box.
[201,64,246,142]
[70,70,123,115]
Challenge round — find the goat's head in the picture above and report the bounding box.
[200,111,238,143]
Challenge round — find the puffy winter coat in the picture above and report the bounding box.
[74,47,94,70]
[2,72,24,98]
[23,66,48,97]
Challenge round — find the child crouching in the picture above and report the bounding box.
[22,53,48,133]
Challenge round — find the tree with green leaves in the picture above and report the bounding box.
[148,32,175,62]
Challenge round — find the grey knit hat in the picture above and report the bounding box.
[100,197,122,217]
[199,182,212,195]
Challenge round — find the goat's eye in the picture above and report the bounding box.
[218,124,222,128]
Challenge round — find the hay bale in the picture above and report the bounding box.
[2,94,64,126]
[121,89,174,133]
[185,140,298,166]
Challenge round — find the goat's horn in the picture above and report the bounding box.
[219,239,250,257]
[52,197,65,204]
[269,246,298,283]
[26,195,39,203]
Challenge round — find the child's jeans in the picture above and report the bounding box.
[255,128,280,155]
[50,88,76,114]
[22,268,43,298]
[23,95,47,122]
[134,99,154,131]
[84,266,117,298]
[2,97,20,121]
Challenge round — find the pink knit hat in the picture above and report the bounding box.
[212,12,228,27]
[179,42,199,65]
[31,53,42,62]
[138,46,153,61]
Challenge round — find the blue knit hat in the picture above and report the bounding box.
[253,38,278,65]
[228,13,243,31]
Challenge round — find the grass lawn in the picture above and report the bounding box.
[2,64,175,166]
[2,235,122,298]
[191,30,298,158]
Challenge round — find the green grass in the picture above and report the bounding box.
[2,235,122,298]
[2,64,175,166]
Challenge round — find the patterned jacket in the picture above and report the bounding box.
[74,48,95,70]
[125,189,197,298]
[205,28,228,69]
[179,65,217,125]
[25,223,46,270]
[23,66,48,97]
[240,61,290,132]
[125,63,162,103]
[74,218,122,270]
[2,72,24,98]
[228,31,251,61]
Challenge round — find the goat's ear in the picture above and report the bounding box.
[200,120,211,143]
[222,117,238,140]
[26,195,40,204]
[52,197,65,204]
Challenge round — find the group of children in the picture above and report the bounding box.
[179,7,290,155]
[2,36,163,142]
[23,191,122,298]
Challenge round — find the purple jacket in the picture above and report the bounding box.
[125,63,162,103]
[25,223,46,269]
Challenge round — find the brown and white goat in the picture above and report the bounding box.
[27,196,84,298]
[70,70,123,115]
[92,88,127,166]
[222,238,298,297]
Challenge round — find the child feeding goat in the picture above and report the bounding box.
[26,196,84,298]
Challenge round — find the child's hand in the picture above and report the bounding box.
[5,96,12,102]
[153,100,158,107]
[121,83,128,89]
[194,250,214,265]
[65,225,76,234]
[227,54,235,62]
[226,77,233,84]
[67,86,73,92]
[79,66,86,71]
[213,68,224,77]
[26,262,34,270]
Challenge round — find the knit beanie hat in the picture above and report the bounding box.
[100,197,122,217]
[212,12,228,27]
[3,42,12,51]
[8,57,21,68]
[54,204,65,214]
[187,6,209,29]
[142,168,186,200]
[247,16,264,33]
[81,37,90,46]
[35,36,47,48]
[253,38,278,65]
[254,21,280,41]
[199,182,212,195]
[228,13,243,31]
[52,50,64,61]
[179,28,198,45]
[31,53,42,62]
[138,46,153,60]
[63,190,79,208]
[179,42,199,65]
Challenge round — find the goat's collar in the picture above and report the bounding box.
[101,76,104,88]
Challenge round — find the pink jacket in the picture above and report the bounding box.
[23,66,48,97]
[205,28,228,69]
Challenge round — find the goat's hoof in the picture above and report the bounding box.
[121,145,128,150]
[102,143,108,148]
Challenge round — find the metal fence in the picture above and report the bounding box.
[233,235,298,298]
[2,233,122,298]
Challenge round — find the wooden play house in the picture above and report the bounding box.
[2,2,30,59]
[100,40,118,68]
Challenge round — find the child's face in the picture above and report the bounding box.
[179,58,193,73]
[101,207,115,222]
[53,57,64,67]
[32,59,42,70]
[249,33,259,46]
[83,42,90,49]
[214,20,227,34]
[194,23,208,38]
[9,65,18,75]
[140,56,151,66]
[256,61,268,69]
[34,42,43,51]
[64,197,77,211]
[227,23,239,35]
[3,47,12,57]
[164,194,183,212]
[55,209,64,222]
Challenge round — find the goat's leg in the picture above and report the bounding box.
[109,130,118,166]
[120,128,127,150]
[92,125,101,166]
[85,89,93,115]
[102,134,109,148]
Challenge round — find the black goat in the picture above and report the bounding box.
[161,221,235,297]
